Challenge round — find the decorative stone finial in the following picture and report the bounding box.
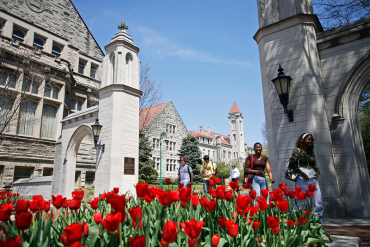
[118,20,129,31]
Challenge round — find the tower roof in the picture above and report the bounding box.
[229,102,242,114]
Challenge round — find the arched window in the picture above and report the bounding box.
[33,36,44,51]
[52,44,63,58]
[78,60,86,74]
[12,28,25,43]
[223,150,226,159]
[125,53,133,85]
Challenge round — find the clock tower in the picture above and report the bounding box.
[228,102,245,160]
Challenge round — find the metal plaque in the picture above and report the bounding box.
[124,157,135,175]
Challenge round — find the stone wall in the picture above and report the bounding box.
[0,0,104,61]
[144,100,189,178]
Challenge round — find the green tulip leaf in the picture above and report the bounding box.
[87,225,99,247]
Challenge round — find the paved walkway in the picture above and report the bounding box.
[323,218,370,246]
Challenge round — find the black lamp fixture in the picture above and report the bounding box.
[271,64,294,122]
[91,117,105,152]
[139,131,144,143]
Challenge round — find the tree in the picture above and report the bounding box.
[178,134,203,183]
[139,134,158,183]
[260,122,269,157]
[313,0,370,30]
[139,63,163,131]
[359,83,370,177]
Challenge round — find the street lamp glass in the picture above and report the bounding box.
[91,118,103,137]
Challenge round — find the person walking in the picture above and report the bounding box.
[172,158,193,188]
[201,155,217,193]
[244,142,274,199]
[230,164,241,193]
[288,133,324,218]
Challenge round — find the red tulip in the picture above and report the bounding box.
[294,187,302,193]
[235,205,247,216]
[0,203,13,221]
[243,183,252,189]
[188,239,197,247]
[236,195,252,211]
[295,192,306,201]
[83,223,89,237]
[134,182,149,198]
[100,212,122,233]
[165,178,171,185]
[110,194,127,220]
[167,190,178,202]
[94,212,103,224]
[249,190,256,200]
[228,181,239,191]
[44,201,51,212]
[178,184,184,189]
[162,220,180,244]
[147,186,157,199]
[89,197,99,210]
[0,235,22,247]
[181,219,205,240]
[129,235,145,247]
[72,190,84,200]
[270,189,284,202]
[68,199,81,210]
[272,227,280,234]
[225,191,233,201]
[129,206,143,225]
[180,187,192,202]
[15,199,29,214]
[61,222,84,245]
[160,238,167,247]
[105,192,116,204]
[257,198,268,211]
[215,186,226,200]
[226,221,238,238]
[211,234,220,247]
[284,189,290,197]
[69,243,84,247]
[181,200,188,208]
[202,198,217,213]
[52,195,67,209]
[277,200,289,213]
[33,195,43,201]
[100,193,106,201]
[113,187,119,194]
[288,190,296,199]
[279,182,286,191]
[260,188,268,198]
[209,180,215,186]
[156,190,172,207]
[191,195,199,208]
[15,212,33,230]
[252,221,260,231]
[305,191,315,198]
[143,194,153,203]
[303,210,311,217]
[269,201,276,208]
[267,216,280,229]
[29,199,42,212]
[287,219,296,227]
[248,205,258,216]
[307,184,316,192]
[218,217,227,228]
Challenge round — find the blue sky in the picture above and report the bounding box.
[74,0,266,147]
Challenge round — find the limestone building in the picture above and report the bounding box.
[140,100,189,178]
[0,0,103,190]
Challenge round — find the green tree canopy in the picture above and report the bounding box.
[139,134,158,183]
[178,134,203,182]
[359,83,370,177]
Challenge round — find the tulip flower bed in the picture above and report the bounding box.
[0,180,332,247]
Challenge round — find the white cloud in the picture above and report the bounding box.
[136,27,255,69]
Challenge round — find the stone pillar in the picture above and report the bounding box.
[254,0,344,218]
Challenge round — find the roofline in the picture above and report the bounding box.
[70,0,105,57]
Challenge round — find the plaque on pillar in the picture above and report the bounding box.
[124,157,135,175]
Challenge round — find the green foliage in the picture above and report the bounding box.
[215,162,231,179]
[359,83,370,177]
[178,134,203,182]
[139,135,157,183]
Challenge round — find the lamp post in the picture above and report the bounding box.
[271,64,294,122]
[159,131,167,188]
[91,117,105,152]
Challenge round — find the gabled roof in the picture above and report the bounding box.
[229,102,242,114]
[210,131,231,146]
[139,101,168,130]
[189,131,213,139]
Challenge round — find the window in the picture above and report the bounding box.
[173,142,176,151]
[0,96,14,133]
[233,134,236,141]
[166,140,169,150]
[166,124,176,134]
[18,100,36,136]
[223,150,226,159]
[0,71,17,88]
[153,138,160,149]
[208,150,210,156]
[85,172,95,186]
[90,65,97,78]
[241,134,243,141]
[22,77,41,94]
[71,98,83,111]
[169,142,172,151]
[13,167,33,182]
[240,121,242,130]
[41,104,57,139]
[236,152,238,158]
[213,151,215,158]
[232,121,236,130]
[78,60,86,74]
[166,159,176,172]
[44,85,59,100]
[228,152,231,159]
[12,28,25,43]
[0,20,5,30]
[52,44,63,58]
[203,149,205,156]
[33,36,44,51]
[43,168,53,176]
[154,157,160,170]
